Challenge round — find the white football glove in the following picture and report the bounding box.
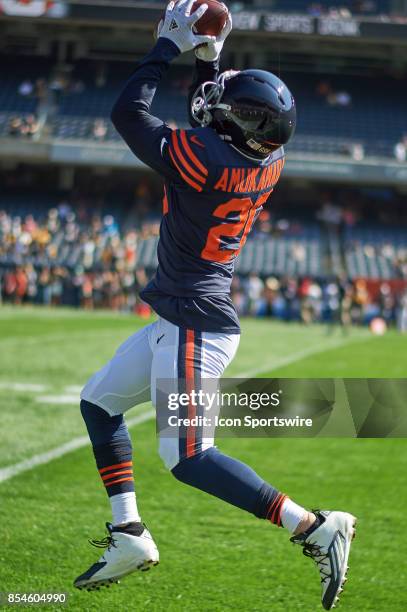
[195,9,232,62]
[158,0,216,54]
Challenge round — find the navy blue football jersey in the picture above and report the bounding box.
[111,39,285,333]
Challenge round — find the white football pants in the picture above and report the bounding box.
[81,317,240,470]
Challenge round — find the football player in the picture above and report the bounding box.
[74,1,356,609]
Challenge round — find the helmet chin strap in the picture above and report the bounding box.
[218,134,271,162]
[218,133,271,162]
[229,143,272,163]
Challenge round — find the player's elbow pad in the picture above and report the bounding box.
[111,100,148,129]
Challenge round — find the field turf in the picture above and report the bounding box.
[0,306,406,611]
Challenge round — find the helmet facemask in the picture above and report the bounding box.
[191,70,240,127]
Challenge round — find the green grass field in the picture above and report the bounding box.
[0,307,406,611]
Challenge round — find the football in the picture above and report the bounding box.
[190,0,229,36]
[155,0,229,39]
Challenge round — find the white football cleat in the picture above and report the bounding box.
[291,510,356,610]
[74,522,159,591]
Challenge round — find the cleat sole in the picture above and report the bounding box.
[74,559,159,591]
[332,514,357,608]
[321,513,357,610]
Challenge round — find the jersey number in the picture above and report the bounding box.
[201,191,271,264]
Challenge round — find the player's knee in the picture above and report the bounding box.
[158,439,216,473]
[80,398,105,424]
[80,399,128,447]
[170,447,216,485]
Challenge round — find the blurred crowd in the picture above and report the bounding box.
[1,204,407,330]
[0,205,159,314]
[231,273,407,330]
[0,265,152,316]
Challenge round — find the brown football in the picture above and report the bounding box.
[155,0,229,39]
[190,0,229,36]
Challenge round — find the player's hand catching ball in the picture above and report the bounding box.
[158,0,216,54]
[195,9,232,62]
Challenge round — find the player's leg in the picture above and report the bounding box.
[153,325,308,529]
[74,322,159,590]
[154,323,356,610]
[80,323,154,524]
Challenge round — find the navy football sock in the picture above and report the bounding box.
[172,447,286,525]
[80,399,135,497]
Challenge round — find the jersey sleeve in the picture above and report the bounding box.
[165,128,210,192]
[111,39,213,190]
[111,38,182,181]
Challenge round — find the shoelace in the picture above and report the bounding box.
[302,542,331,584]
[89,534,117,551]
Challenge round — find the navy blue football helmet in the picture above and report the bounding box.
[191,69,296,159]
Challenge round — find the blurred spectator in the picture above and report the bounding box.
[21,115,40,138]
[291,241,306,265]
[394,135,407,162]
[379,282,395,323]
[325,274,353,333]
[350,143,365,161]
[315,80,332,102]
[8,116,24,136]
[92,118,108,141]
[34,79,49,104]
[49,74,68,94]
[244,272,264,315]
[342,206,358,228]
[18,80,34,96]
[317,199,342,232]
[280,277,298,321]
[352,279,369,324]
[8,115,39,138]
[327,90,352,107]
[95,63,107,88]
[300,278,322,324]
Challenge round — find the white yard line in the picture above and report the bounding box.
[36,394,79,405]
[0,382,48,392]
[0,410,155,484]
[64,385,83,394]
[0,384,82,399]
